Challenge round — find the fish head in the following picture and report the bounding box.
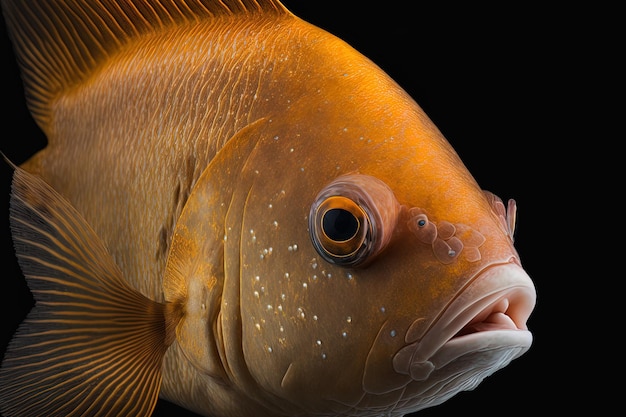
[164,16,536,417]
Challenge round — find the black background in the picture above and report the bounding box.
[0,1,595,416]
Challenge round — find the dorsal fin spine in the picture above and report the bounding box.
[1,0,288,129]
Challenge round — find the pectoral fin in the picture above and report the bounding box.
[0,165,180,417]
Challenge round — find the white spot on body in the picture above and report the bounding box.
[260,247,273,260]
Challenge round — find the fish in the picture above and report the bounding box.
[0,0,537,416]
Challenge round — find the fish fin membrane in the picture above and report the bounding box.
[0,0,289,130]
[0,166,174,417]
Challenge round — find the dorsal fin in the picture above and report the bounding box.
[0,0,289,129]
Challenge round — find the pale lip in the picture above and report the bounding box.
[394,262,536,380]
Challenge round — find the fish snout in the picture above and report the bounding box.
[394,262,535,385]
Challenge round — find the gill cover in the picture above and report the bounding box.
[163,119,268,381]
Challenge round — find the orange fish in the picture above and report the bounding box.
[0,1,536,416]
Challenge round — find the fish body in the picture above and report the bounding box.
[0,1,536,416]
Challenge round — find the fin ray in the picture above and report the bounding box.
[1,0,289,129]
[0,166,179,417]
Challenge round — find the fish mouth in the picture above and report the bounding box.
[454,263,534,335]
[394,261,536,381]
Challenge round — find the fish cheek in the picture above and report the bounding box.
[232,185,375,407]
[238,250,376,407]
[231,174,394,406]
[235,208,431,409]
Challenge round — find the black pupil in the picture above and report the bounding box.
[323,208,358,241]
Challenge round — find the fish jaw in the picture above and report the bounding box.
[368,262,536,412]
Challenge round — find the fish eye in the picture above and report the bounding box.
[309,174,400,267]
[315,196,369,262]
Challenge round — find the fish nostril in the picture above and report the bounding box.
[406,207,486,265]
